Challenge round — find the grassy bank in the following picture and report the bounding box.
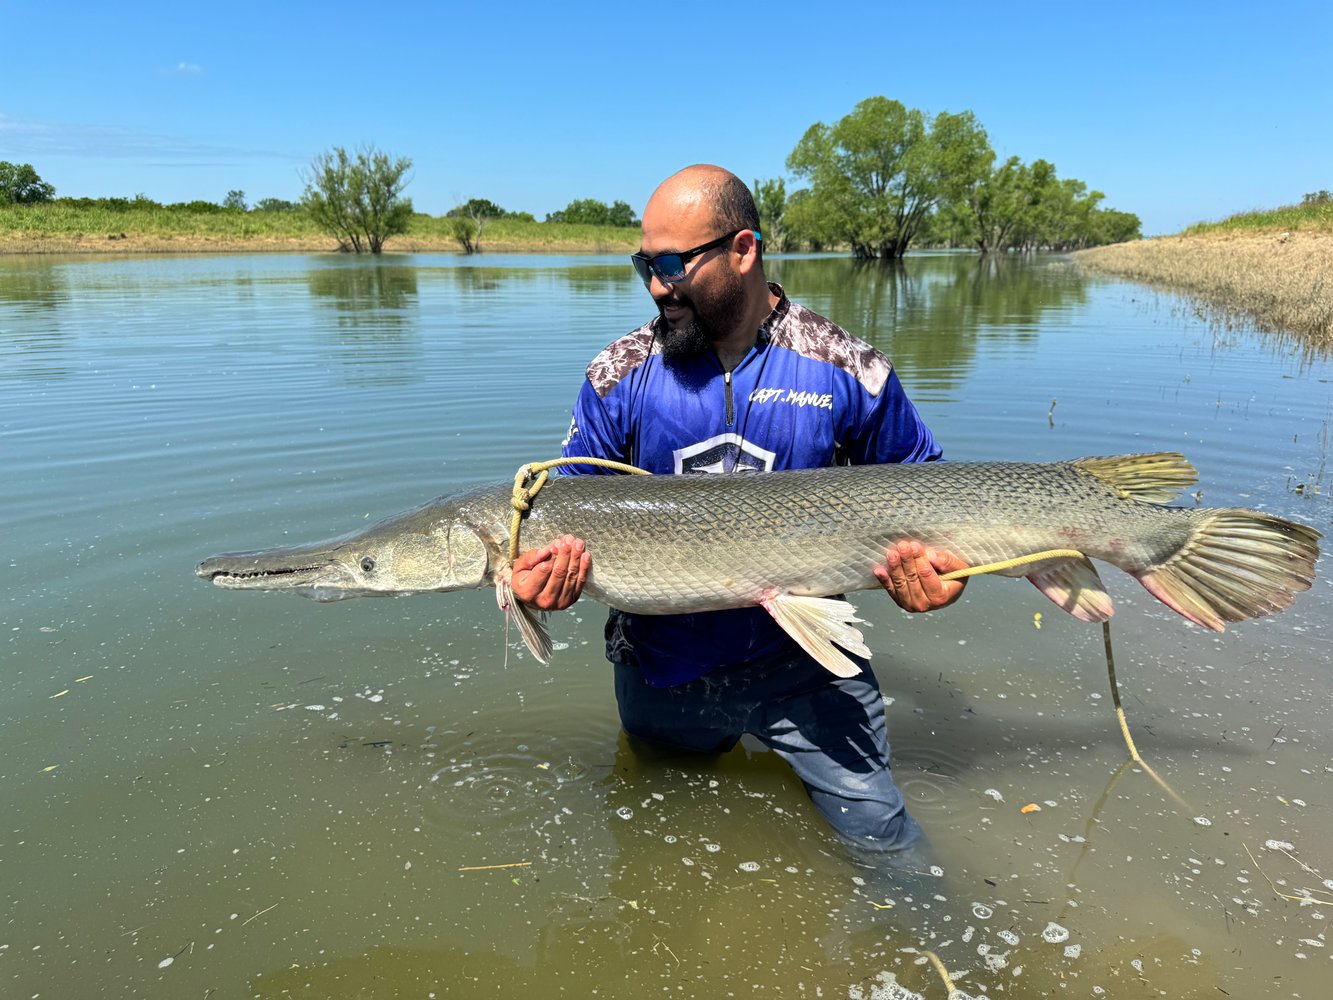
[0,203,640,255]
[1074,201,1333,346]
[1181,197,1333,237]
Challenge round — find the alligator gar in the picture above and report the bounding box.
[196,452,1321,676]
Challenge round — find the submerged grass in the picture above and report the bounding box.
[0,204,640,255]
[1074,227,1333,348]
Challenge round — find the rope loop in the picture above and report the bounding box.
[508,457,651,560]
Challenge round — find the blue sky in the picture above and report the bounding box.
[3,1,1329,236]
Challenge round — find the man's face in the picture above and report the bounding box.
[639,204,748,360]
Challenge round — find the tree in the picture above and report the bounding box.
[786,97,991,259]
[752,177,788,251]
[545,198,639,227]
[254,197,300,212]
[223,189,248,211]
[0,161,56,204]
[300,145,413,253]
[447,198,507,219]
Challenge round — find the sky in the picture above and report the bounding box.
[2,1,1330,236]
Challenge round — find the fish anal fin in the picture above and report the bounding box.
[1026,557,1114,623]
[1073,453,1197,504]
[495,580,554,663]
[759,592,870,678]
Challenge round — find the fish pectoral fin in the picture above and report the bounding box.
[1026,557,1114,622]
[495,580,554,664]
[759,593,871,678]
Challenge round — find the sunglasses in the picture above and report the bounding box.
[630,229,760,287]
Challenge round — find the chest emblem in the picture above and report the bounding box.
[673,433,776,475]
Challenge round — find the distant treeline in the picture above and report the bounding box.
[757,96,1142,257]
[36,194,303,214]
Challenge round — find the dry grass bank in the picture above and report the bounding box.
[1074,229,1333,347]
[0,230,638,255]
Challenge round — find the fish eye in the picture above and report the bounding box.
[359,556,376,573]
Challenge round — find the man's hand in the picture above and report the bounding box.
[873,539,967,613]
[509,535,590,611]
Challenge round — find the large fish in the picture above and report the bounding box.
[196,453,1320,676]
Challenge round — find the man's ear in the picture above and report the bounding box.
[734,229,761,274]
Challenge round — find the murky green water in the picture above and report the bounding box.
[2,252,1330,998]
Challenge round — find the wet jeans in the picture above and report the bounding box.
[613,648,922,852]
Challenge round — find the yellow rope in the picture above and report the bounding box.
[938,548,1086,581]
[921,949,957,994]
[1102,620,1188,809]
[509,457,651,561]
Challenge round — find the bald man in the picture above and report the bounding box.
[511,165,965,854]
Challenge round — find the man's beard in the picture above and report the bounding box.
[658,267,748,361]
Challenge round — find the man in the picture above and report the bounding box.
[510,164,965,852]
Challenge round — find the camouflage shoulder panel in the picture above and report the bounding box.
[586,322,659,398]
[768,300,892,396]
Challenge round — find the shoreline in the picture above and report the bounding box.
[0,233,637,256]
[1073,229,1332,346]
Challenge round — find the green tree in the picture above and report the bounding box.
[447,198,507,219]
[223,189,248,211]
[301,145,413,253]
[254,197,300,212]
[545,198,639,227]
[0,161,56,204]
[446,217,480,254]
[953,155,1034,253]
[752,177,788,251]
[786,97,991,259]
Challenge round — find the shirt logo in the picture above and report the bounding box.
[748,387,834,409]
[673,433,776,475]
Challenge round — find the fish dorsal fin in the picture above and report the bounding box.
[495,580,553,664]
[1073,452,1197,504]
[1026,557,1114,623]
[759,593,871,678]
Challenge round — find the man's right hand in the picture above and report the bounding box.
[509,535,590,611]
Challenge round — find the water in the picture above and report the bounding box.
[2,251,1330,998]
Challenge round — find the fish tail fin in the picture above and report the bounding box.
[1135,509,1321,631]
[1073,452,1198,503]
[495,580,553,663]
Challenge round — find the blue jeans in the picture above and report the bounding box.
[613,648,922,852]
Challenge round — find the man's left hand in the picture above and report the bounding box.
[874,539,967,613]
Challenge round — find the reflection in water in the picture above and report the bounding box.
[0,258,72,380]
[559,264,633,296]
[771,254,1091,399]
[306,260,422,386]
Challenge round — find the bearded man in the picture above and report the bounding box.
[509,164,966,853]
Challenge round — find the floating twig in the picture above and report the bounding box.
[241,902,279,926]
[1243,844,1333,906]
[457,861,532,872]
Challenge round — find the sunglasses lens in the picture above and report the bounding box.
[630,255,652,285]
[652,254,685,284]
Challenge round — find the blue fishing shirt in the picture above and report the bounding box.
[560,283,942,686]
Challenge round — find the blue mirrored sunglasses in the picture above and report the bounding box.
[630,229,760,287]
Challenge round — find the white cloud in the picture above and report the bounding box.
[170,61,203,76]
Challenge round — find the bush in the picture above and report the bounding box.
[301,145,413,253]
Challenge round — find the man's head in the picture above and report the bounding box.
[635,165,768,360]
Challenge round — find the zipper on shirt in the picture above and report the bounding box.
[723,370,734,425]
